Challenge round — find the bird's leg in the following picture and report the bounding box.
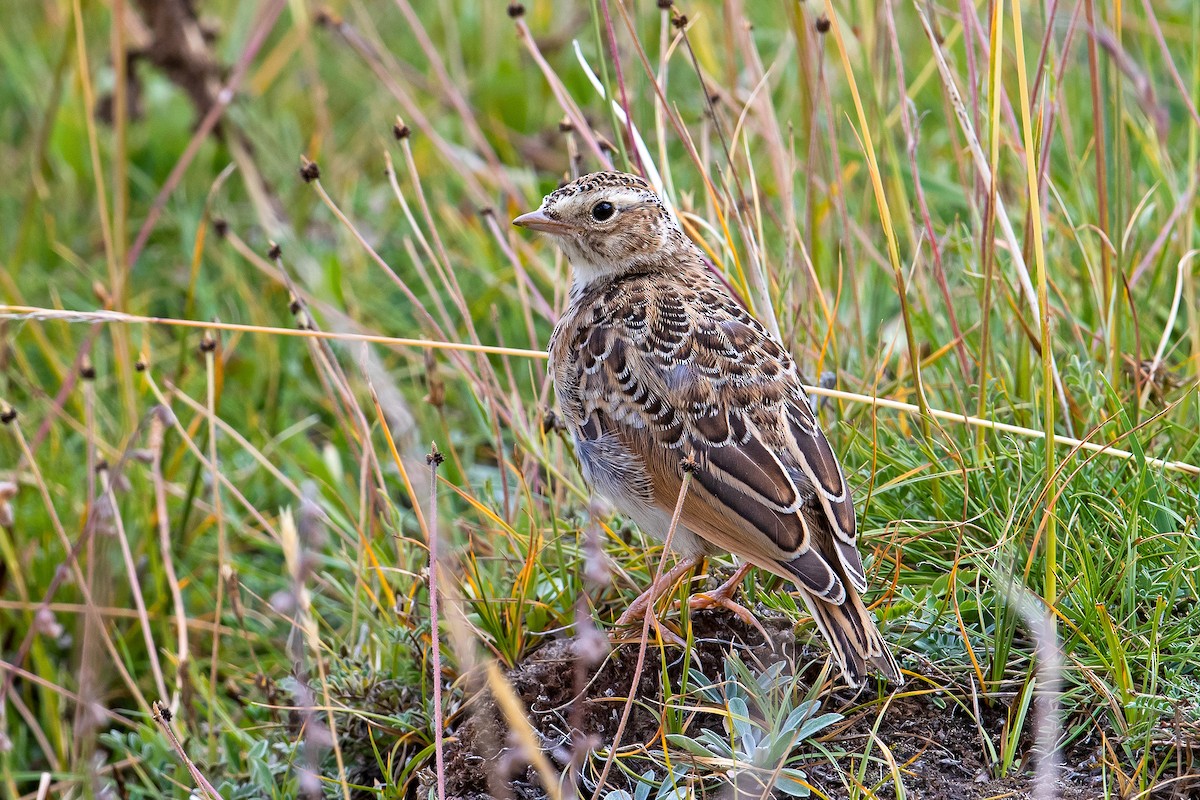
[688,562,769,637]
[612,555,703,645]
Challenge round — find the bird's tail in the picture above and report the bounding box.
[800,589,902,688]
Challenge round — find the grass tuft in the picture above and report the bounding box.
[1,1,1198,798]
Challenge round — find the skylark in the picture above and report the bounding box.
[514,171,901,687]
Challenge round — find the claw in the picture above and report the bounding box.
[610,556,701,647]
[685,563,772,642]
[611,604,688,647]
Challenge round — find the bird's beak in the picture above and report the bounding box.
[512,208,572,235]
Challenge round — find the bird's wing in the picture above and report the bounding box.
[557,272,866,602]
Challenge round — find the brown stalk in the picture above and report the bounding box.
[27,0,287,459]
[149,406,189,714]
[152,702,222,800]
[426,448,448,800]
[267,243,387,503]
[811,18,866,358]
[915,3,1074,435]
[317,11,492,207]
[597,0,644,176]
[384,153,459,335]
[1138,0,1200,129]
[308,176,450,344]
[0,417,152,717]
[9,691,59,773]
[141,374,281,539]
[126,0,287,270]
[0,600,237,634]
[1084,0,1115,376]
[673,12,779,338]
[883,0,971,378]
[201,334,228,759]
[0,661,133,729]
[589,470,695,799]
[378,150,516,517]
[71,374,103,771]
[104,467,169,703]
[480,210,552,350]
[512,18,613,167]
[389,0,522,203]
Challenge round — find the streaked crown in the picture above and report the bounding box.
[513,171,691,290]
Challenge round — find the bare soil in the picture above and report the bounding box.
[401,607,1195,799]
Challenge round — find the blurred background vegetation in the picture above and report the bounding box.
[1,0,1199,797]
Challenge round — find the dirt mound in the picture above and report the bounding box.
[418,607,1185,799]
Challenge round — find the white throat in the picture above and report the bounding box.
[558,237,621,300]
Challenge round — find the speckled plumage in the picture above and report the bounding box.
[517,171,900,686]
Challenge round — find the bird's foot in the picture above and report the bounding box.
[612,604,687,648]
[611,556,700,647]
[687,563,771,641]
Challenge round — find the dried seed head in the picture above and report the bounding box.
[305,721,335,750]
[673,13,688,28]
[392,119,411,140]
[267,242,283,260]
[298,484,329,550]
[506,2,525,18]
[0,487,13,528]
[135,357,147,372]
[152,403,176,432]
[269,589,297,615]
[815,15,830,33]
[582,522,610,586]
[558,117,574,133]
[680,454,700,473]
[313,8,340,27]
[656,0,673,8]
[80,358,96,380]
[213,217,229,238]
[426,443,445,467]
[573,610,610,664]
[199,334,217,353]
[299,157,320,183]
[33,607,63,638]
[423,350,445,408]
[78,701,108,732]
[298,767,322,800]
[91,491,116,535]
[541,408,566,434]
[222,564,245,622]
[0,407,16,425]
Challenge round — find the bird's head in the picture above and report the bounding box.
[513,171,689,290]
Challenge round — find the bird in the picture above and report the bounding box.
[513,170,901,688]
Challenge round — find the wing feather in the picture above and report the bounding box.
[551,269,864,601]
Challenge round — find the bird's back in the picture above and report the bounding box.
[546,235,900,687]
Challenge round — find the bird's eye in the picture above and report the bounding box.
[591,201,616,222]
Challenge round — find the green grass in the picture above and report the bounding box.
[1,0,1199,797]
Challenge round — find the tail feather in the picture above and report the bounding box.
[799,589,902,688]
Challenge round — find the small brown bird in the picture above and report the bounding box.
[514,171,900,687]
